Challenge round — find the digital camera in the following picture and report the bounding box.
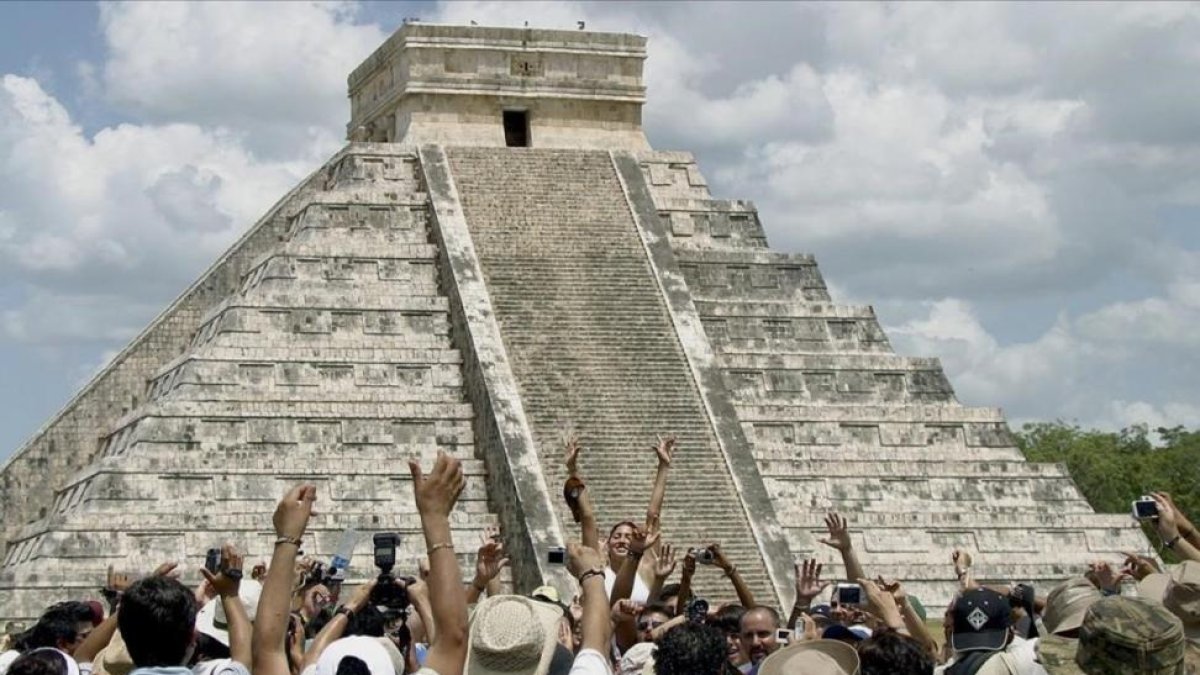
[1132,496,1159,520]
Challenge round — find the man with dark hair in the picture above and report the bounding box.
[654,623,727,675]
[739,606,781,673]
[857,629,934,675]
[119,576,249,675]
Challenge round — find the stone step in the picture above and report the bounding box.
[757,459,1070,479]
[750,444,1026,462]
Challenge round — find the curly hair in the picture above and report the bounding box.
[857,629,935,675]
[654,623,727,675]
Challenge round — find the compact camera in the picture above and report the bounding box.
[1132,496,1159,520]
[835,583,863,606]
[547,547,567,565]
[775,628,792,643]
[205,548,221,574]
[695,547,716,565]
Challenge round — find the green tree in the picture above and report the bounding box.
[1016,421,1200,562]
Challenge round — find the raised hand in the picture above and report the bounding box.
[565,434,582,477]
[858,578,903,629]
[346,578,379,614]
[818,513,852,552]
[1152,492,1181,539]
[709,542,735,574]
[952,549,976,590]
[201,543,245,598]
[627,524,660,558]
[273,484,317,540]
[653,435,677,467]
[612,599,642,622]
[567,543,605,580]
[793,558,830,604]
[106,566,134,593]
[876,576,908,605]
[152,561,180,578]
[409,452,464,518]
[251,562,268,581]
[798,613,819,642]
[1120,551,1161,580]
[681,548,697,579]
[654,544,678,580]
[474,531,510,586]
[1086,561,1125,594]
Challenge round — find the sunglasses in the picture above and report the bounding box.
[637,620,665,631]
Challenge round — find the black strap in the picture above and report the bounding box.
[945,651,996,675]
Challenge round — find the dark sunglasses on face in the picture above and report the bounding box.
[637,620,665,631]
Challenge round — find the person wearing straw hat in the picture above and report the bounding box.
[754,639,860,675]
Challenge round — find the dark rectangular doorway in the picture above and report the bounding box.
[503,110,529,147]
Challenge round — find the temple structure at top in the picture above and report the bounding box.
[0,23,1145,625]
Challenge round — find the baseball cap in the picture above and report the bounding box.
[1076,596,1184,674]
[950,588,1011,653]
[1138,561,1200,644]
[756,639,860,675]
[1043,577,1103,636]
[821,624,871,643]
[530,585,562,605]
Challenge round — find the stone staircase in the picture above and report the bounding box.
[0,146,502,623]
[443,147,778,603]
[636,151,1148,610]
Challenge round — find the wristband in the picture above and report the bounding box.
[428,542,455,554]
[1164,535,1182,550]
[335,605,354,619]
[472,579,487,592]
[578,568,605,585]
[275,536,302,547]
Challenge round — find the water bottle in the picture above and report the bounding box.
[329,527,358,582]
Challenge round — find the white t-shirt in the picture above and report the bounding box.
[571,648,613,675]
[192,659,251,675]
[604,567,650,604]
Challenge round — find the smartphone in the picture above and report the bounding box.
[836,583,863,606]
[775,628,792,643]
[204,548,220,574]
[1132,497,1159,520]
[547,547,566,565]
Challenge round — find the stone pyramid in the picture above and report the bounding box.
[0,24,1145,625]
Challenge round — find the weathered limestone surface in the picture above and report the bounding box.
[636,151,1147,607]
[0,22,1147,624]
[0,147,505,623]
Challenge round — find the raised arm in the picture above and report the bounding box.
[881,577,937,655]
[787,558,830,631]
[675,549,697,616]
[1157,492,1200,550]
[711,543,756,609]
[1153,492,1200,563]
[76,565,140,663]
[565,435,600,550]
[567,543,611,655]
[466,526,509,604]
[252,484,316,675]
[300,579,377,672]
[644,435,676,530]
[647,543,677,603]
[818,513,865,583]
[201,544,251,668]
[411,452,469,675]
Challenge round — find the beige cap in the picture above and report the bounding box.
[1043,577,1103,636]
[756,639,860,675]
[1138,560,1200,643]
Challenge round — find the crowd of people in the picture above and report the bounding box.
[1,435,1198,675]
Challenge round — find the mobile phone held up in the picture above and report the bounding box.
[1132,496,1159,520]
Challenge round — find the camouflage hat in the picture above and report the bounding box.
[1139,561,1200,644]
[1043,577,1103,636]
[1076,596,1185,675]
[1037,634,1084,675]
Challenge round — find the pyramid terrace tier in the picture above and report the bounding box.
[718,352,956,406]
[676,250,833,304]
[697,301,893,355]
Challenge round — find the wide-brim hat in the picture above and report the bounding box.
[1139,561,1200,643]
[756,639,860,675]
[1043,577,1102,636]
[467,595,562,675]
[314,636,399,675]
[195,580,263,647]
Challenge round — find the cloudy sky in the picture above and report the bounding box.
[1,1,1198,458]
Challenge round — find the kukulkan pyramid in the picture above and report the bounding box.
[0,24,1146,625]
